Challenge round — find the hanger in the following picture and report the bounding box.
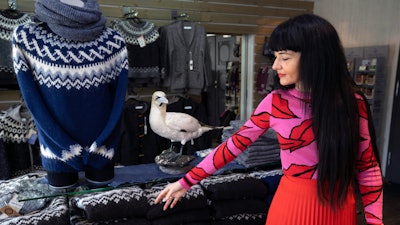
[124,9,143,25]
[171,10,190,21]
[1,0,23,19]
[178,13,189,21]
[8,0,17,10]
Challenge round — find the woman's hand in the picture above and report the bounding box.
[154,181,187,211]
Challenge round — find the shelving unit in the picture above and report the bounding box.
[345,46,389,146]
[354,57,387,135]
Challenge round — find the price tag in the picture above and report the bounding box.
[137,35,146,48]
[0,206,20,217]
[8,194,24,213]
[189,51,193,70]
[189,60,194,70]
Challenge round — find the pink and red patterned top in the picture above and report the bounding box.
[179,88,383,225]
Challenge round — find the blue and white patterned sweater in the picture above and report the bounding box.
[12,22,128,173]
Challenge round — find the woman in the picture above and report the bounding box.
[155,14,384,225]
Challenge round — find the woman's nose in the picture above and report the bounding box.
[272,59,280,70]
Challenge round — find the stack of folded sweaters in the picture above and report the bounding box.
[200,173,268,225]
[1,170,283,225]
[221,120,281,168]
[70,186,150,225]
[145,184,210,225]
[70,184,210,225]
[250,169,283,212]
[0,173,70,225]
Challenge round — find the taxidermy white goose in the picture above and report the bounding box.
[150,91,229,155]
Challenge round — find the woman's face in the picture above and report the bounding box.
[272,50,301,89]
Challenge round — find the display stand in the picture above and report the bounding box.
[346,45,389,146]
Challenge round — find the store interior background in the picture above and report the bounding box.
[0,0,398,181]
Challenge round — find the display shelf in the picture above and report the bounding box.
[353,56,386,135]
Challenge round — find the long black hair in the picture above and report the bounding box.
[268,14,360,208]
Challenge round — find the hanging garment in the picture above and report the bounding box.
[159,20,212,95]
[117,98,169,165]
[0,9,31,88]
[0,104,40,179]
[256,66,276,96]
[256,66,269,96]
[0,104,36,143]
[111,19,162,88]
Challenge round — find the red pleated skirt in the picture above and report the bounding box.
[265,174,356,225]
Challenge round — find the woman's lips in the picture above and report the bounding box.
[278,73,285,78]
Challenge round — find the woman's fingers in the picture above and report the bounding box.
[154,188,170,204]
[154,181,187,210]
[169,196,180,209]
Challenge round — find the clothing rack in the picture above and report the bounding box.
[126,92,188,102]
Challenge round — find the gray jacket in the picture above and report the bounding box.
[160,21,212,95]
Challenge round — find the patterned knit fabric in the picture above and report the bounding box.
[211,213,266,225]
[111,19,159,46]
[0,10,31,87]
[72,186,148,222]
[111,19,162,88]
[2,197,69,225]
[12,22,128,173]
[199,173,268,223]
[0,11,31,41]
[0,104,36,143]
[0,173,70,225]
[145,184,207,220]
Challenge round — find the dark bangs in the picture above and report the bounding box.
[268,16,307,53]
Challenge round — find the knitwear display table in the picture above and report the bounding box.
[17,157,280,202]
[1,160,282,225]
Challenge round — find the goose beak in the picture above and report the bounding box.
[156,96,169,106]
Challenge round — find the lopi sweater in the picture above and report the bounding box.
[12,22,128,173]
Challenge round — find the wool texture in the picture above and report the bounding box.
[73,186,148,222]
[111,19,162,87]
[0,174,69,225]
[150,208,210,225]
[0,104,36,143]
[0,11,31,87]
[34,0,106,41]
[209,199,267,219]
[211,213,266,225]
[12,21,128,173]
[199,173,268,201]
[145,184,207,220]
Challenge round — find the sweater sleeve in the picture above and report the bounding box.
[356,96,384,225]
[179,95,272,189]
[86,47,128,162]
[12,35,83,166]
